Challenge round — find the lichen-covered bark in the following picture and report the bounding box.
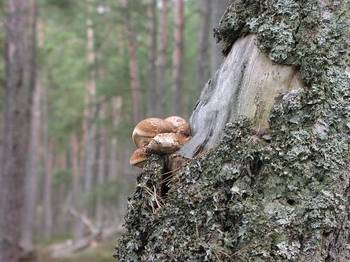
[115,0,350,261]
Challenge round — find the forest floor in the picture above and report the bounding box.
[37,240,116,262]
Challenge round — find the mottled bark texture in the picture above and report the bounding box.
[0,0,36,261]
[115,0,350,261]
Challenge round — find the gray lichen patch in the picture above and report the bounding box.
[115,0,350,261]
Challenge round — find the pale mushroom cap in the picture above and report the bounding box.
[132,118,175,148]
[164,116,191,136]
[130,148,148,168]
[146,133,190,154]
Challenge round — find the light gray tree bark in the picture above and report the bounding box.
[0,1,37,261]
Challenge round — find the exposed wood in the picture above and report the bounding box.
[179,35,304,158]
[171,0,184,115]
[0,0,37,261]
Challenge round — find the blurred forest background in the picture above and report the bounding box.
[0,0,229,260]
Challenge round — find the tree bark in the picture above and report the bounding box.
[196,0,211,94]
[115,1,350,261]
[156,0,168,116]
[171,0,184,115]
[0,1,36,261]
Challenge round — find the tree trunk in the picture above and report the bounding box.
[20,18,45,253]
[43,140,53,240]
[115,1,350,261]
[108,96,123,181]
[0,1,37,261]
[83,0,97,207]
[70,134,84,242]
[156,0,169,116]
[146,0,158,117]
[20,63,41,252]
[196,0,211,94]
[121,0,142,124]
[210,0,227,74]
[95,103,107,228]
[171,0,184,115]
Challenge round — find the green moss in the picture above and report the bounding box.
[116,0,350,261]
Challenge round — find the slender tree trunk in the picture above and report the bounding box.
[171,0,184,115]
[95,103,107,228]
[156,0,169,116]
[0,1,37,261]
[20,18,45,253]
[146,0,158,116]
[20,65,41,252]
[83,0,97,206]
[43,139,53,240]
[121,0,142,124]
[108,96,123,181]
[196,0,211,94]
[210,0,227,74]
[70,134,84,242]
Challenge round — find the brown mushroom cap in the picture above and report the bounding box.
[129,147,149,168]
[164,116,191,136]
[146,133,190,154]
[132,118,176,148]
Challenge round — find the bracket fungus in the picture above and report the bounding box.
[129,116,191,168]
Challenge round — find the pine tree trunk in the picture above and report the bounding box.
[171,0,184,115]
[70,134,84,242]
[196,0,211,94]
[121,0,142,124]
[20,18,45,253]
[95,103,107,228]
[156,0,169,116]
[43,140,53,240]
[83,0,97,207]
[0,1,37,261]
[146,0,158,117]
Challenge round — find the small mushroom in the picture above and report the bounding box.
[129,147,149,168]
[164,116,191,136]
[132,118,176,148]
[146,133,190,154]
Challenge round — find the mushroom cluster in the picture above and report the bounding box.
[130,116,191,168]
